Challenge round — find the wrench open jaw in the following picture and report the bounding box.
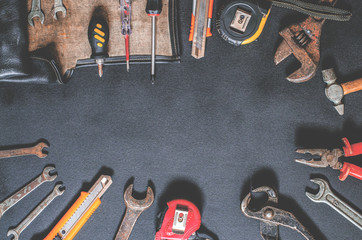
[274,1,331,83]
[52,0,67,20]
[306,178,362,230]
[114,184,154,240]
[28,0,45,27]
[241,186,314,240]
[305,178,330,202]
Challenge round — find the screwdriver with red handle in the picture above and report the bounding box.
[295,138,362,181]
[146,0,162,84]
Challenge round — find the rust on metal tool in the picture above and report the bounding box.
[0,142,49,159]
[114,184,154,240]
[0,166,57,220]
[274,0,335,83]
[241,186,315,239]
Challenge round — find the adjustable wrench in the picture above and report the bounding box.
[28,0,45,26]
[0,166,57,220]
[0,142,48,159]
[306,178,362,230]
[53,0,67,20]
[7,184,64,240]
[114,184,154,240]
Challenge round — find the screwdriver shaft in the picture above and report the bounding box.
[151,15,156,84]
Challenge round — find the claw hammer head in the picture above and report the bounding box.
[124,184,154,210]
[322,68,345,115]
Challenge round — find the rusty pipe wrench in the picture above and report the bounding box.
[114,184,154,240]
[7,184,65,240]
[28,0,45,26]
[53,0,67,20]
[274,0,336,83]
[322,68,362,115]
[241,186,314,239]
[0,142,48,159]
[306,178,362,230]
[0,166,57,220]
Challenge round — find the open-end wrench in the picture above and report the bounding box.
[53,0,67,20]
[0,142,48,159]
[28,0,45,26]
[114,184,154,240]
[7,184,64,240]
[0,166,57,220]
[306,178,362,230]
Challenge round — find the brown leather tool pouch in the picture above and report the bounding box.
[0,1,63,84]
[28,0,180,81]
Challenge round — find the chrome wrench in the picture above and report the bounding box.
[7,184,64,240]
[53,0,67,20]
[0,166,57,220]
[0,142,48,159]
[28,0,45,26]
[306,178,362,230]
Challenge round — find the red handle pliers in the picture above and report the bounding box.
[295,138,362,181]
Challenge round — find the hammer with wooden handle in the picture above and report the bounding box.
[322,68,362,115]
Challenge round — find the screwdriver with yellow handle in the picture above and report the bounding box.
[44,175,112,240]
[88,15,109,78]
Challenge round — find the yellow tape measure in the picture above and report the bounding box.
[216,0,271,45]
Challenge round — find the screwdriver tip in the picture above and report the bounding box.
[127,61,130,72]
[151,75,155,85]
[97,62,104,78]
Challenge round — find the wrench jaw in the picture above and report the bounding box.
[42,166,58,182]
[27,12,45,27]
[7,229,19,240]
[53,7,67,20]
[306,178,328,203]
[124,184,154,210]
[53,184,65,196]
[34,142,49,158]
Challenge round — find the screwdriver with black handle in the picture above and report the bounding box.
[88,15,109,78]
[146,0,162,84]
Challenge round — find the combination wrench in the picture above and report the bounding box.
[114,184,154,240]
[307,178,362,230]
[53,0,67,20]
[0,142,48,159]
[0,166,57,220]
[28,0,45,26]
[7,184,65,240]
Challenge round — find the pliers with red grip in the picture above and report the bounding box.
[295,138,362,181]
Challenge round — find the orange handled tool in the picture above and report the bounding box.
[296,138,362,181]
[44,175,112,240]
[189,0,214,41]
[341,78,362,95]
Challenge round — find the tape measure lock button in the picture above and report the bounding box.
[216,0,271,46]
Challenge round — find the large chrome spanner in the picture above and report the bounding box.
[307,178,362,230]
[28,0,45,26]
[0,166,57,220]
[7,184,64,240]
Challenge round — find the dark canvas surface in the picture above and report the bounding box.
[0,0,361,239]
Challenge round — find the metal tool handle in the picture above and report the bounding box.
[0,142,47,159]
[7,184,64,240]
[341,78,362,95]
[114,208,142,240]
[324,191,362,230]
[339,162,362,181]
[342,138,362,157]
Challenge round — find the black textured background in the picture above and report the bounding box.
[0,1,361,239]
